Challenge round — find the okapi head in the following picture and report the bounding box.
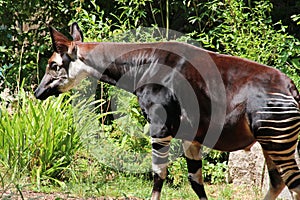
[34,23,84,100]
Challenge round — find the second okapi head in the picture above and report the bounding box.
[34,22,85,100]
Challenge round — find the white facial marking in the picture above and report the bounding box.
[52,52,63,65]
[57,59,89,92]
[68,59,88,80]
[58,57,103,92]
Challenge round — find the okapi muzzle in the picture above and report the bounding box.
[34,74,61,100]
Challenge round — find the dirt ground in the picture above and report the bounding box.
[1,191,143,200]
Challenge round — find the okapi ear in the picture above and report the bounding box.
[70,22,83,42]
[49,26,71,54]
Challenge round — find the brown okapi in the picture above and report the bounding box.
[34,22,300,200]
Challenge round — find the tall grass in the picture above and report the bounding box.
[0,88,100,192]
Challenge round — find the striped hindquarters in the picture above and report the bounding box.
[254,93,300,188]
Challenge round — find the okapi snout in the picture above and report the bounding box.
[34,86,61,100]
[34,75,61,100]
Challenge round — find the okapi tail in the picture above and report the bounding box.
[289,80,300,108]
[289,79,300,163]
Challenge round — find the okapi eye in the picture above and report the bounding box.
[50,62,60,71]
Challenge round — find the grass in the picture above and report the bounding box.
[0,171,262,200]
[63,178,262,200]
[33,151,263,199]
[0,143,262,199]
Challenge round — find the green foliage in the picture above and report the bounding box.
[87,88,152,173]
[167,157,188,187]
[167,148,228,186]
[292,14,300,25]
[0,0,75,89]
[201,149,228,184]
[189,0,300,87]
[0,90,99,188]
[113,0,151,29]
[70,0,154,41]
[202,160,228,184]
[99,88,150,154]
[70,0,114,41]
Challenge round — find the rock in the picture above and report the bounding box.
[227,142,265,186]
[228,142,292,199]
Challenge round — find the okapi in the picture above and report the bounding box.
[34,22,300,200]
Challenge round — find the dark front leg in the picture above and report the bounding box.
[151,136,172,200]
[136,84,181,199]
[152,173,165,200]
[183,140,208,200]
